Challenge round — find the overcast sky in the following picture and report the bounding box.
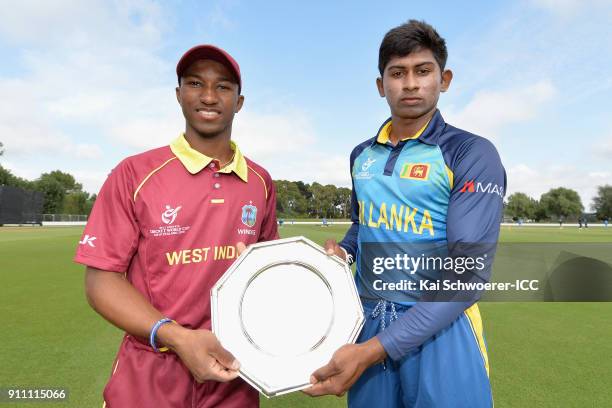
[0,0,610,210]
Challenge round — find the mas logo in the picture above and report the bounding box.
[400,163,430,181]
[459,181,475,193]
[459,180,504,197]
[241,202,258,227]
[162,205,182,225]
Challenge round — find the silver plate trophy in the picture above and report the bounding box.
[211,236,364,397]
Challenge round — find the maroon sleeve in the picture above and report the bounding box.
[74,161,140,272]
[258,175,279,242]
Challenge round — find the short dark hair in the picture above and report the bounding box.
[378,20,448,76]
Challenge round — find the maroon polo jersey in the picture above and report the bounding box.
[75,134,279,330]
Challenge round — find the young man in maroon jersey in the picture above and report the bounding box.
[75,45,278,408]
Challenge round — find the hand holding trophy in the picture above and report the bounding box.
[211,236,364,397]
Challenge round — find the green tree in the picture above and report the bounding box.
[34,170,83,213]
[86,194,97,215]
[309,182,331,218]
[295,181,312,201]
[63,191,91,215]
[321,184,338,218]
[273,181,353,218]
[532,201,548,222]
[539,187,583,219]
[0,141,4,156]
[592,185,612,220]
[1,166,94,215]
[0,165,32,189]
[506,192,538,220]
[335,187,352,218]
[274,180,307,216]
[43,170,82,193]
[34,177,65,214]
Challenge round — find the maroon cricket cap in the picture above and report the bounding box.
[176,44,242,93]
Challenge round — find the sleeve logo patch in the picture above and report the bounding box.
[79,234,97,247]
[400,163,430,181]
[459,180,504,197]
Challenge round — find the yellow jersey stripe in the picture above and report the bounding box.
[133,157,177,201]
[248,165,268,200]
[464,303,490,377]
[445,165,454,190]
[211,198,225,204]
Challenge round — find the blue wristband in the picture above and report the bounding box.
[149,318,173,352]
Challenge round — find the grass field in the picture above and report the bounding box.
[1,225,611,407]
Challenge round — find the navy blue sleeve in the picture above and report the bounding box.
[339,140,371,263]
[377,136,506,361]
[445,137,506,246]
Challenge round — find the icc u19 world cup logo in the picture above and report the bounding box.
[162,205,182,225]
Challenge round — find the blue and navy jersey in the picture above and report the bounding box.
[340,109,506,359]
[340,109,506,301]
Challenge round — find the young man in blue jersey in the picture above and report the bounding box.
[304,20,505,407]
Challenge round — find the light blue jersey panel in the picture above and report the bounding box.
[352,139,451,302]
[352,141,450,242]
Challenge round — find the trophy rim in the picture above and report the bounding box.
[211,236,365,397]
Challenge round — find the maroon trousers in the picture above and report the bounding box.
[103,335,258,408]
